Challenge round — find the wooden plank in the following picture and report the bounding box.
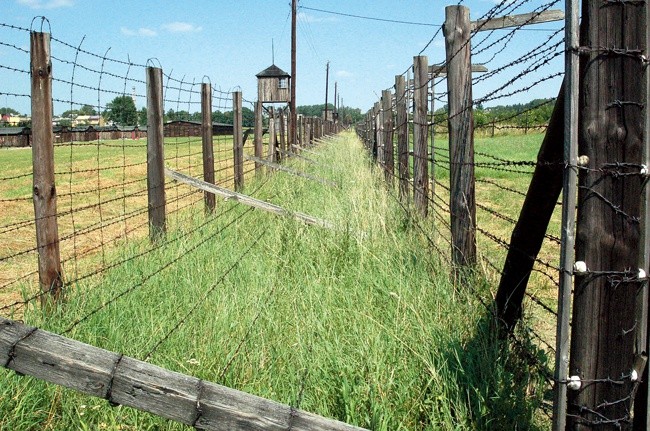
[244,156,338,188]
[0,318,366,431]
[165,168,333,228]
[276,147,318,165]
[445,5,476,268]
[146,66,166,240]
[201,83,215,213]
[471,9,564,32]
[30,31,63,304]
[413,55,429,217]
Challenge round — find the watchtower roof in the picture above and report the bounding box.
[256,64,290,78]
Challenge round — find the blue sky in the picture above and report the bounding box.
[1,0,564,116]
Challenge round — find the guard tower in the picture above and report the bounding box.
[256,64,291,103]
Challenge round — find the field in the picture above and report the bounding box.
[0,131,557,430]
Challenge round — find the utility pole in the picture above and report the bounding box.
[324,61,330,121]
[289,0,297,147]
[334,82,338,113]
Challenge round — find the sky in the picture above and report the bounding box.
[1,0,565,116]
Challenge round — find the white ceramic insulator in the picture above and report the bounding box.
[574,261,587,275]
[577,155,589,167]
[641,165,648,176]
[639,268,647,280]
[632,369,639,382]
[567,375,582,391]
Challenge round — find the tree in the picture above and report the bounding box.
[0,107,20,116]
[104,96,137,126]
[138,107,147,127]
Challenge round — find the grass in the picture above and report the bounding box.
[1,131,552,430]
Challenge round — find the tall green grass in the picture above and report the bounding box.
[0,132,549,430]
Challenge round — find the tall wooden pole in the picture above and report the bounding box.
[444,5,476,268]
[382,89,394,184]
[253,100,264,175]
[567,0,647,427]
[201,83,215,213]
[324,61,330,121]
[413,55,429,217]
[232,91,244,192]
[146,66,166,241]
[289,0,297,148]
[31,31,63,305]
[395,75,409,202]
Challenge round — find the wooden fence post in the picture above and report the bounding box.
[278,108,286,163]
[382,90,394,184]
[413,55,429,217]
[268,107,276,165]
[146,66,166,240]
[201,83,215,213]
[444,5,476,267]
[31,31,63,305]
[232,91,243,192]
[395,75,409,201]
[253,100,264,176]
[567,0,648,427]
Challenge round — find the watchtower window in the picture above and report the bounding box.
[278,78,288,89]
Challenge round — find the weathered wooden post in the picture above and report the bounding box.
[395,75,409,201]
[382,90,394,184]
[413,55,429,217]
[31,31,63,305]
[146,66,166,240]
[232,91,243,192]
[267,107,276,165]
[253,100,264,176]
[201,83,215,213]
[566,0,648,427]
[444,6,476,267]
[278,108,286,163]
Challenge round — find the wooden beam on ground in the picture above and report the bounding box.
[165,168,333,229]
[0,317,366,431]
[276,148,318,165]
[471,10,564,32]
[291,144,320,156]
[245,156,338,188]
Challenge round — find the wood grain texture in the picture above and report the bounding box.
[0,318,366,431]
[444,6,476,267]
[471,9,564,32]
[382,90,394,184]
[233,91,244,192]
[202,83,216,213]
[30,32,63,304]
[395,75,410,202]
[146,66,166,240]
[413,55,429,218]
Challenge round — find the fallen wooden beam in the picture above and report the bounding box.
[165,168,333,229]
[276,148,318,165]
[471,9,564,32]
[291,144,320,156]
[0,317,366,431]
[245,156,338,188]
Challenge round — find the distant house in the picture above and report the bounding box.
[256,64,291,104]
[0,127,30,147]
[164,120,236,138]
[72,115,105,127]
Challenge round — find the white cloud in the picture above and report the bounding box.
[161,22,203,33]
[121,27,157,37]
[336,70,353,78]
[17,0,73,9]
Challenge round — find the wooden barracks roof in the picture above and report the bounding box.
[256,64,290,78]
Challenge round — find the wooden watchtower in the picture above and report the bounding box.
[256,64,291,104]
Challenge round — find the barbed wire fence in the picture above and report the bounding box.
[0,15,350,429]
[357,0,566,423]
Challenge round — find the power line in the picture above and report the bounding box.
[299,5,437,27]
